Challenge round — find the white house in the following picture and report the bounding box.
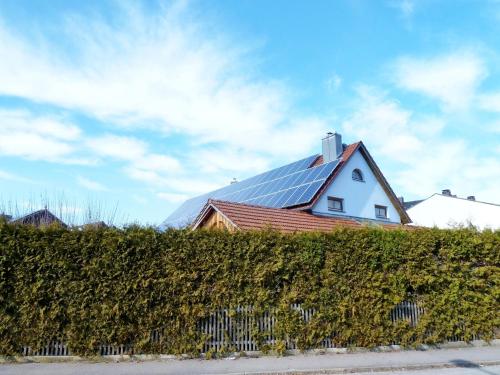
[162,132,410,231]
[405,191,500,230]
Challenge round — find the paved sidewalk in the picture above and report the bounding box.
[1,346,499,374]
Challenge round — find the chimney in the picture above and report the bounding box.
[230,178,238,184]
[398,196,404,204]
[467,195,475,201]
[322,132,343,163]
[442,189,451,196]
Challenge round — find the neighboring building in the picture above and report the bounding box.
[0,214,12,222]
[3,209,109,229]
[162,132,410,231]
[193,199,403,232]
[12,208,67,228]
[405,190,500,230]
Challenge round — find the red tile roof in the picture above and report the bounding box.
[340,142,361,162]
[310,142,360,168]
[197,200,403,233]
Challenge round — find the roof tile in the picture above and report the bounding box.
[203,199,402,233]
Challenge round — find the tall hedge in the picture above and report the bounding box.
[0,221,498,355]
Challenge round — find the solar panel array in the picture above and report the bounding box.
[161,154,341,228]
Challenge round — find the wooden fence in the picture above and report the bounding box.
[20,301,473,356]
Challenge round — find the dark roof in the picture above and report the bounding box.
[293,142,360,211]
[0,214,12,221]
[13,208,67,228]
[194,200,405,233]
[403,200,424,210]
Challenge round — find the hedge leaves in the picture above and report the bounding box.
[0,221,498,355]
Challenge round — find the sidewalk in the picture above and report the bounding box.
[1,345,499,374]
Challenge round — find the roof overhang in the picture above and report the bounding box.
[191,200,239,230]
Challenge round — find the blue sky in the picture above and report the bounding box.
[0,0,499,225]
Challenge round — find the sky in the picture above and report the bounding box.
[0,0,499,225]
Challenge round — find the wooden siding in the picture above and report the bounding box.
[199,209,236,231]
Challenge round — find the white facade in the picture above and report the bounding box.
[312,150,402,223]
[407,194,500,230]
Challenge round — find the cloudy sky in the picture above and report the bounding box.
[0,0,499,224]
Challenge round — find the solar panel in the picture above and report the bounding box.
[161,154,340,228]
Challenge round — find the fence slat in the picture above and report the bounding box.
[18,301,478,356]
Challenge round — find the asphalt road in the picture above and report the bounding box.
[352,366,500,374]
[1,346,499,375]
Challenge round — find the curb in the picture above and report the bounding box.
[1,339,499,364]
[245,361,500,374]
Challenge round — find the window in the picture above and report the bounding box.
[375,205,387,219]
[352,168,364,181]
[328,197,344,212]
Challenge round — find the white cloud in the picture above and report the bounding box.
[477,92,500,112]
[341,87,500,203]
[0,1,332,204]
[86,134,147,161]
[0,2,327,161]
[0,109,87,163]
[0,169,31,183]
[393,50,487,110]
[87,134,181,185]
[125,165,222,195]
[77,176,109,191]
[342,86,424,162]
[193,148,270,174]
[157,192,189,203]
[132,154,181,174]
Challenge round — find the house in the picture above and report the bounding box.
[0,214,12,222]
[193,199,404,232]
[162,132,410,231]
[12,208,67,228]
[404,189,500,230]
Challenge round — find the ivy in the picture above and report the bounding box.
[0,220,498,355]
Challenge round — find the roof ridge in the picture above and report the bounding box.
[436,194,500,207]
[209,199,314,214]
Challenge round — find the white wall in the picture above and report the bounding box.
[312,150,402,223]
[407,194,500,230]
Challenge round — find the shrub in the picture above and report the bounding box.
[0,222,498,355]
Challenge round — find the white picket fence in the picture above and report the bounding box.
[21,301,472,356]
[196,301,425,353]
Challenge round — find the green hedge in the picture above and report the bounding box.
[0,221,499,355]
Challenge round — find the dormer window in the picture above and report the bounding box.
[352,168,364,182]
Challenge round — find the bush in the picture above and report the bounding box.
[0,221,498,355]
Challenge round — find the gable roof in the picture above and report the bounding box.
[406,193,500,230]
[294,142,411,224]
[403,199,424,210]
[193,199,404,232]
[13,208,67,228]
[162,140,410,228]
